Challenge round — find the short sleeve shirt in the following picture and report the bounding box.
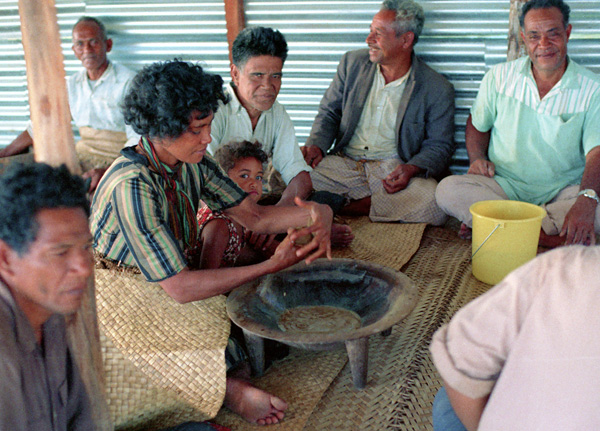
[430,246,600,430]
[28,61,140,144]
[91,146,247,282]
[471,56,600,204]
[208,84,311,184]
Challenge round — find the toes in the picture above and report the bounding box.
[271,395,288,411]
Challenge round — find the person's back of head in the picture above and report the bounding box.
[519,0,570,28]
[232,27,288,69]
[122,59,227,140]
[0,163,89,256]
[381,0,425,45]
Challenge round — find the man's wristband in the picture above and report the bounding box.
[578,189,600,205]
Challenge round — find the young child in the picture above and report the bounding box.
[196,140,276,268]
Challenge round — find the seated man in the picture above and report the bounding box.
[301,0,455,225]
[210,26,352,246]
[436,0,600,247]
[0,16,138,189]
[210,26,310,205]
[430,245,600,431]
[0,163,235,431]
[91,60,333,425]
[0,163,95,429]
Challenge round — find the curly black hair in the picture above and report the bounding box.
[213,140,269,173]
[232,27,288,68]
[122,60,228,139]
[519,0,570,28]
[0,163,89,255]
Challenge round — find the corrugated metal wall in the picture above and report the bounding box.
[246,0,600,173]
[0,0,230,146]
[1,0,599,173]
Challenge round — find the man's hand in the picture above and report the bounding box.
[288,196,332,264]
[467,159,495,177]
[560,196,597,245]
[82,167,107,194]
[267,229,306,272]
[301,145,324,168]
[382,164,421,194]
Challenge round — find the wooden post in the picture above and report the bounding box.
[17,1,112,429]
[224,0,246,63]
[508,0,529,61]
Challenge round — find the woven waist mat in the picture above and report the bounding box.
[95,268,230,430]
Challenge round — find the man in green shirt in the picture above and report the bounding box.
[436,0,600,247]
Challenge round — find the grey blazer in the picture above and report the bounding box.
[306,49,455,179]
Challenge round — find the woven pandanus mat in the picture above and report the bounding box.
[214,348,348,430]
[332,216,426,270]
[95,269,230,430]
[303,226,492,431]
[209,218,427,430]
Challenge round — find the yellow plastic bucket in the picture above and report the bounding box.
[470,200,546,285]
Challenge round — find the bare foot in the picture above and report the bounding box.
[458,223,472,240]
[332,223,354,248]
[224,376,288,425]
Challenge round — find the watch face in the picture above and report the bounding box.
[589,190,598,199]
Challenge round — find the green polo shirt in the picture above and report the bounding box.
[471,56,600,205]
[91,146,247,282]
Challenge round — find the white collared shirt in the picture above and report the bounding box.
[28,61,139,146]
[208,84,310,184]
[345,65,411,160]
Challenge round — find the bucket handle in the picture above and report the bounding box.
[471,223,503,260]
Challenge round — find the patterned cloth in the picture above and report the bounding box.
[91,146,247,282]
[195,204,247,267]
[311,154,447,225]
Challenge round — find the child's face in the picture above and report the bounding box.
[228,157,264,203]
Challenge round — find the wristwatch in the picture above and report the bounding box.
[577,189,600,204]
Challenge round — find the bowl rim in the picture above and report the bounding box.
[226,258,419,344]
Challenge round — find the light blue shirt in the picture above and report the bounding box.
[471,56,600,205]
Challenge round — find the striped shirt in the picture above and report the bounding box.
[91,146,247,282]
[471,56,600,204]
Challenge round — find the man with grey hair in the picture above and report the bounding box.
[0,16,138,191]
[302,0,455,224]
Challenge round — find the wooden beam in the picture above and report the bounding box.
[224,0,246,63]
[508,0,528,61]
[18,0,80,172]
[17,1,112,429]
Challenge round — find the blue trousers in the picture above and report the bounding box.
[433,387,468,431]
